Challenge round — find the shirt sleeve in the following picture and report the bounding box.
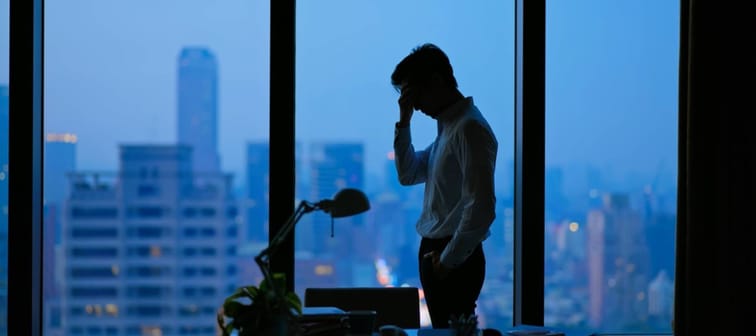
[393,123,432,186]
[440,121,498,268]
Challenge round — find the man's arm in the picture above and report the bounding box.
[393,123,431,186]
[439,121,498,268]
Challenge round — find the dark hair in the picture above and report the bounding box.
[391,43,458,92]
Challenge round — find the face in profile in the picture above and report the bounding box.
[401,83,436,117]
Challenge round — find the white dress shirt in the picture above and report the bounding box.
[393,97,498,268]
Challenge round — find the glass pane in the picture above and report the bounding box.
[0,0,7,333]
[44,1,269,334]
[295,0,514,330]
[545,1,678,334]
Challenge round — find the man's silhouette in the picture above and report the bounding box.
[391,43,498,328]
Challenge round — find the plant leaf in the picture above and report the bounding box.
[225,286,258,305]
[241,286,259,300]
[223,301,245,317]
[286,292,302,314]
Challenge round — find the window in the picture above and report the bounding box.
[200,227,216,237]
[182,207,197,218]
[70,287,118,298]
[183,267,197,277]
[22,0,683,334]
[126,266,170,278]
[127,226,170,238]
[128,206,167,219]
[126,305,170,317]
[199,207,217,218]
[545,1,678,333]
[137,184,159,197]
[71,227,118,239]
[70,267,118,278]
[294,0,515,329]
[71,247,118,258]
[200,266,217,276]
[71,207,118,219]
[183,248,197,257]
[127,246,172,258]
[44,2,268,334]
[126,286,171,298]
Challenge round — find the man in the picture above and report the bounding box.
[391,43,498,328]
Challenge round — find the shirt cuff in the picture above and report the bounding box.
[394,123,411,139]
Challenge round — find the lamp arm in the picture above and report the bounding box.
[255,200,315,289]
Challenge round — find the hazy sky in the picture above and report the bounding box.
[1,0,679,192]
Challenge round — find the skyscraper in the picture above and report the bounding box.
[307,143,365,285]
[308,143,365,242]
[61,145,238,335]
[245,142,269,242]
[42,133,77,336]
[44,133,78,207]
[177,47,220,173]
[587,193,651,329]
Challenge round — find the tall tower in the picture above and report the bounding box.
[177,47,220,173]
[44,133,78,224]
[45,133,77,200]
[309,143,365,240]
[587,193,651,329]
[307,143,365,285]
[42,133,78,336]
[245,142,269,242]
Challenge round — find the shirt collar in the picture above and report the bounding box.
[436,96,473,123]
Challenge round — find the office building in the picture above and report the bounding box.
[41,133,78,335]
[587,193,651,329]
[245,142,269,242]
[45,133,77,206]
[177,47,220,173]
[306,143,365,285]
[61,145,238,335]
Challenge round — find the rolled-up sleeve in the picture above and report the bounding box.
[393,124,432,186]
[440,121,498,268]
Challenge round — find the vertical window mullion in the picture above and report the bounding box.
[514,0,545,326]
[8,0,45,334]
[269,0,297,292]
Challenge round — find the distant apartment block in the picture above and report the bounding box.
[61,145,239,335]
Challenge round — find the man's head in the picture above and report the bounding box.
[391,43,459,117]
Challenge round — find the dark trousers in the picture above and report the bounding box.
[418,236,485,328]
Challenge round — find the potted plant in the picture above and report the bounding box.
[217,273,303,336]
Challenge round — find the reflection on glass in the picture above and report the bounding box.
[44,1,269,335]
[545,1,678,333]
[295,0,514,329]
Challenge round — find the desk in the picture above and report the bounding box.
[374,325,564,336]
[399,325,564,336]
[301,308,562,336]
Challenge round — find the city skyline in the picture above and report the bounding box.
[1,0,681,334]
[8,0,678,193]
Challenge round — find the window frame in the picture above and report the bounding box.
[8,0,554,332]
[8,0,45,335]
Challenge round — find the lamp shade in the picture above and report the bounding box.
[327,188,370,218]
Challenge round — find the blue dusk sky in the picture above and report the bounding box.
[0,0,679,192]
